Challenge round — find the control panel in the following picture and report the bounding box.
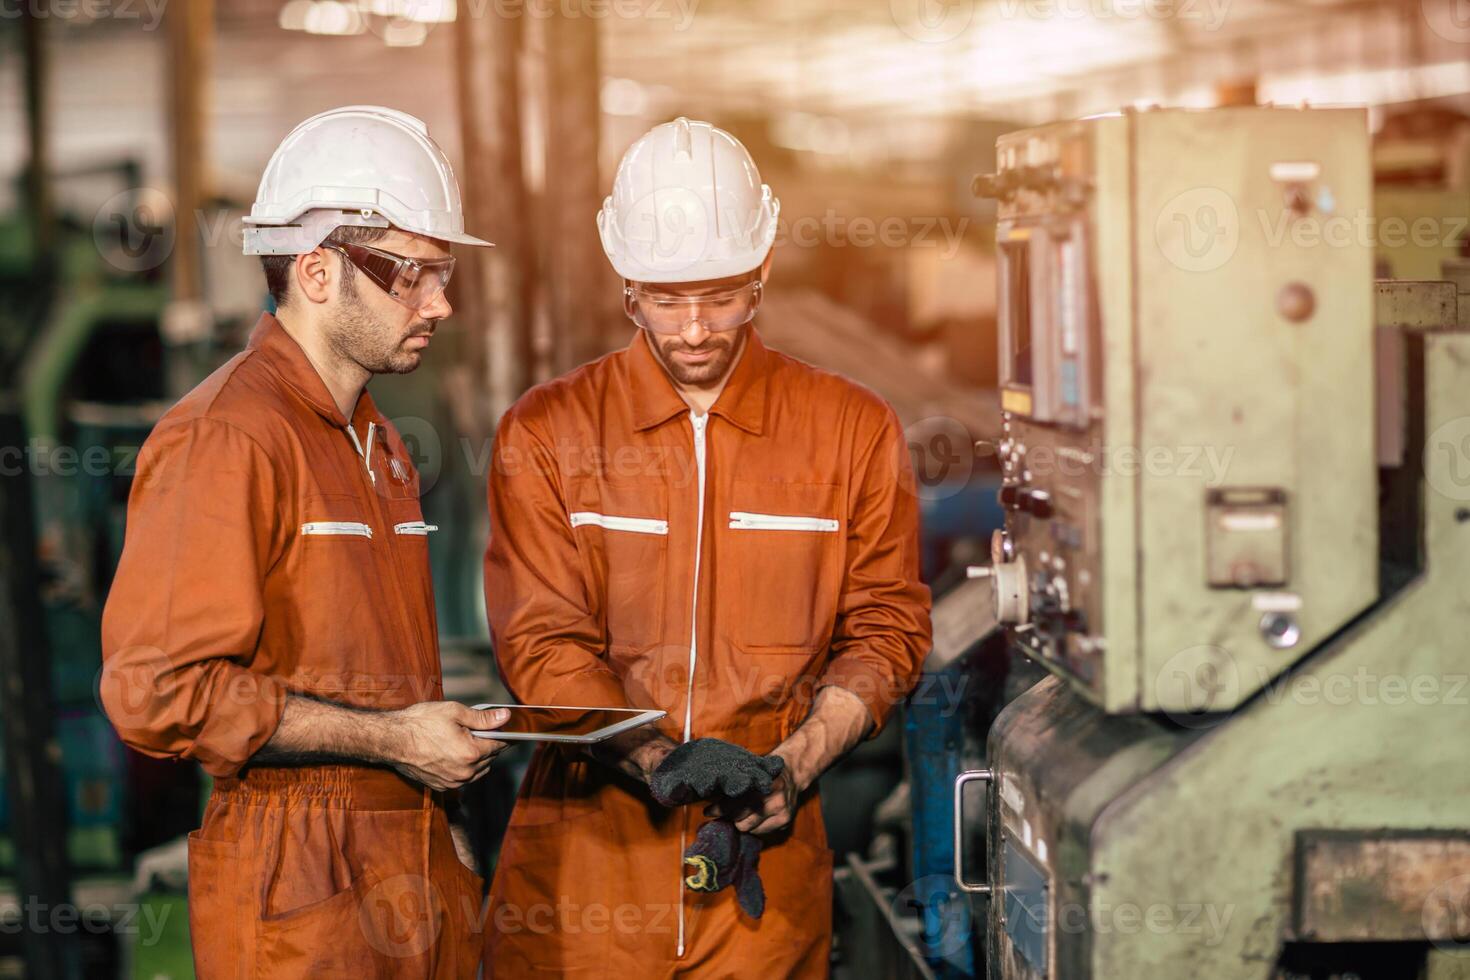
[973,108,1378,714]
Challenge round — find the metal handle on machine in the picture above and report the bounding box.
[953,768,994,894]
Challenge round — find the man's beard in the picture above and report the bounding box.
[649,325,748,387]
[328,271,432,375]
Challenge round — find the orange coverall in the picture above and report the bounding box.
[482,328,932,976]
[101,314,483,977]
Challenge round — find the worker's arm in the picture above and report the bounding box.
[253,695,510,792]
[101,418,293,778]
[817,406,933,732]
[484,405,634,710]
[709,685,871,834]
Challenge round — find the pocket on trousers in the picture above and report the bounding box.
[488,809,613,974]
[255,867,386,976]
[188,832,247,980]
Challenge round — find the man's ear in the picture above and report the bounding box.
[758,250,773,285]
[295,247,335,305]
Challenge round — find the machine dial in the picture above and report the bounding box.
[992,554,1029,624]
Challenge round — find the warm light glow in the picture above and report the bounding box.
[278,0,313,31]
[302,1,366,35]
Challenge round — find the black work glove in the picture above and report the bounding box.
[683,818,767,918]
[649,737,786,807]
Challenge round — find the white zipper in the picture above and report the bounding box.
[728,511,839,532]
[346,422,377,486]
[300,521,373,538]
[677,410,709,959]
[393,521,438,535]
[568,512,669,535]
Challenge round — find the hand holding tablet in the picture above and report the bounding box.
[469,704,666,743]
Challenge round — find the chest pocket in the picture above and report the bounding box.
[723,480,843,652]
[287,493,402,694]
[567,479,669,653]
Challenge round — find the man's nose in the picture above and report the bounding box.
[419,290,453,320]
[680,313,711,345]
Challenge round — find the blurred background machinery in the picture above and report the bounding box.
[0,1,1467,978]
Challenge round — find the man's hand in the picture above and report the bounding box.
[706,686,873,837]
[381,702,510,792]
[589,724,678,786]
[256,695,509,791]
[705,762,799,835]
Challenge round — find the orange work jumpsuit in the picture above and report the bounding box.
[482,328,932,977]
[101,314,484,978]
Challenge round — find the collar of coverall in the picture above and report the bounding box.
[626,325,768,436]
[247,312,384,432]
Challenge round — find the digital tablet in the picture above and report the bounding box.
[468,704,666,743]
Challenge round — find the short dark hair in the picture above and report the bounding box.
[259,223,392,309]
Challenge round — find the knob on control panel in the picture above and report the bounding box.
[992,555,1029,624]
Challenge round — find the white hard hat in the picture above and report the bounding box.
[597,117,779,284]
[243,105,492,256]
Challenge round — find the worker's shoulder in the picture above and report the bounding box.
[147,348,293,457]
[763,344,900,430]
[501,346,629,432]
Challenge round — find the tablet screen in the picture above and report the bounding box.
[475,705,658,737]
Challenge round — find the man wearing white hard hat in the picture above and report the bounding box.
[482,117,931,976]
[102,105,507,977]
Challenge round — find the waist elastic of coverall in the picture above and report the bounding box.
[215,764,435,811]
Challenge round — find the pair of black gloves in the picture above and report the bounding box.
[649,738,787,919]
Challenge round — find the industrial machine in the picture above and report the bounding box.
[960,107,1470,978]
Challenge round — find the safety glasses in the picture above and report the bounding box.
[624,281,762,336]
[323,238,456,310]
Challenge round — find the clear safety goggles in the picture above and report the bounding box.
[624,281,762,336]
[323,238,456,310]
